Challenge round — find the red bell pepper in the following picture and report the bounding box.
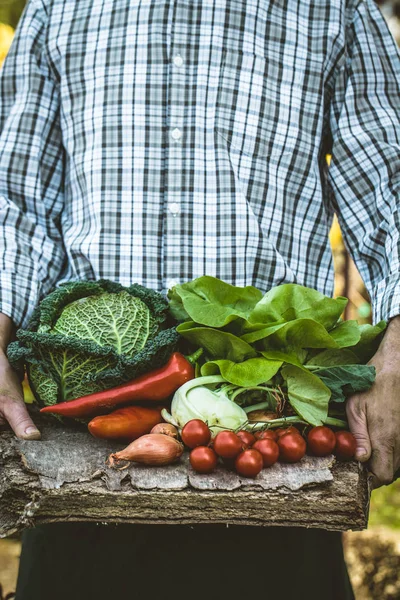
[40,350,201,418]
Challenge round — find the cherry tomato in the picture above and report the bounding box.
[254,430,278,442]
[307,426,336,457]
[181,419,211,449]
[253,439,279,467]
[334,431,356,461]
[235,449,263,478]
[276,426,301,439]
[189,446,218,473]
[236,430,256,449]
[213,431,243,459]
[278,432,306,463]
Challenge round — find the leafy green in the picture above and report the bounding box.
[8,280,179,408]
[168,276,262,327]
[169,276,386,427]
[310,365,376,402]
[306,348,360,366]
[351,321,386,362]
[242,318,339,348]
[247,284,347,329]
[200,357,282,387]
[281,365,331,426]
[177,322,256,362]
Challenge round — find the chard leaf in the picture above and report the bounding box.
[248,284,347,329]
[328,320,361,347]
[312,365,376,402]
[351,321,386,362]
[168,276,262,327]
[201,357,282,386]
[306,348,360,366]
[177,321,257,362]
[242,318,339,349]
[282,365,331,426]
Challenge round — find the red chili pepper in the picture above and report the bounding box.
[88,405,164,442]
[40,350,200,418]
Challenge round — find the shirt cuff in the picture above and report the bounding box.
[0,271,41,329]
[372,273,400,324]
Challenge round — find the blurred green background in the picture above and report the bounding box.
[0,0,26,29]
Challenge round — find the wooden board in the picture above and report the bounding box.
[0,415,370,537]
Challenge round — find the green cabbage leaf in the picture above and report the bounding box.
[8,279,179,407]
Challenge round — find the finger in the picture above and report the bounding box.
[346,395,371,461]
[369,446,394,488]
[1,396,41,440]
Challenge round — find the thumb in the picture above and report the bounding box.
[2,396,41,440]
[346,396,371,462]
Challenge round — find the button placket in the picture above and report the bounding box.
[173,54,183,67]
[164,48,185,291]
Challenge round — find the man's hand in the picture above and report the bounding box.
[346,316,400,488]
[0,313,40,440]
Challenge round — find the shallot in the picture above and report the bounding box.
[107,433,183,469]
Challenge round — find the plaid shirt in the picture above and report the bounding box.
[0,0,399,328]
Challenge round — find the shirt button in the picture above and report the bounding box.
[167,279,178,289]
[173,54,183,67]
[168,202,180,215]
[171,128,182,141]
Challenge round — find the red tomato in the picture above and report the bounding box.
[276,426,301,439]
[253,439,279,467]
[181,419,211,449]
[235,449,263,478]
[278,432,306,463]
[189,446,218,473]
[254,430,278,442]
[334,431,356,461]
[307,426,336,457]
[213,431,243,459]
[236,430,256,449]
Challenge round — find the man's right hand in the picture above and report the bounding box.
[0,313,40,440]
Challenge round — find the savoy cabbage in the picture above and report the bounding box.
[8,279,179,407]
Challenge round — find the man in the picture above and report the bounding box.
[0,0,399,598]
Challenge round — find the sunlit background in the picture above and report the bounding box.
[0,2,400,598]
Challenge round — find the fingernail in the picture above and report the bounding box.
[24,427,41,439]
[356,448,367,458]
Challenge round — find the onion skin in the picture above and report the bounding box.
[150,423,179,438]
[107,433,184,468]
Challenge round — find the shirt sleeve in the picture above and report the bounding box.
[0,0,65,328]
[328,0,400,324]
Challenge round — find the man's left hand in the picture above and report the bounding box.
[346,316,400,488]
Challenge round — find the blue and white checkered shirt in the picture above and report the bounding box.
[0,0,399,327]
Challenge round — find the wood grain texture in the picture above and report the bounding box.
[0,416,370,537]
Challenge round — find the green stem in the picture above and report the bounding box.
[185,348,204,365]
[245,415,349,432]
[244,401,271,414]
[246,416,306,431]
[324,417,348,428]
[230,385,277,403]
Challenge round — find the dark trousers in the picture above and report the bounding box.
[15,523,354,600]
